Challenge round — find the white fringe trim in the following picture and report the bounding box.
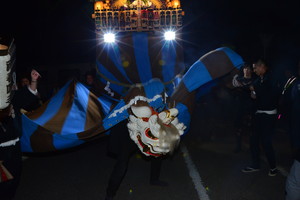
[0,137,19,147]
[108,94,162,118]
[104,81,114,97]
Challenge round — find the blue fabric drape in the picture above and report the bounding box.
[132,32,153,83]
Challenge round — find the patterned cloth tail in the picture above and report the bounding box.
[171,47,244,132]
[20,80,114,153]
[20,47,244,152]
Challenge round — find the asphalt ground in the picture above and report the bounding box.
[12,101,294,200]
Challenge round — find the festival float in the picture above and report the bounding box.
[91,0,185,98]
[92,0,183,32]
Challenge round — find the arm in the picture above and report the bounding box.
[249,85,256,99]
[232,74,242,87]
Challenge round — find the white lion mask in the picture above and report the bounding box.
[127,106,186,157]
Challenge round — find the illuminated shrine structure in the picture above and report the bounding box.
[91,0,184,33]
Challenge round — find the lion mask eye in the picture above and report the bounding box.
[145,128,158,140]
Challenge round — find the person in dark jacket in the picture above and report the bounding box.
[12,69,42,116]
[231,63,256,152]
[242,59,281,176]
[285,63,300,200]
[0,105,22,200]
[11,69,42,137]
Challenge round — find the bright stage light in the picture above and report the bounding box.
[104,33,115,43]
[164,31,176,41]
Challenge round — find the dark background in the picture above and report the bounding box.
[181,0,300,78]
[1,0,300,79]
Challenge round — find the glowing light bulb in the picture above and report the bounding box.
[164,31,176,41]
[104,33,116,43]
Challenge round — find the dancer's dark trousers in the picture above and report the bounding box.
[106,120,162,197]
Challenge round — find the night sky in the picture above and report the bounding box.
[182,1,300,68]
[1,0,300,76]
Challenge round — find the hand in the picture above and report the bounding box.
[249,85,254,91]
[250,90,256,99]
[232,74,242,87]
[31,69,41,81]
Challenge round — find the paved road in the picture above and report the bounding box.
[13,104,293,200]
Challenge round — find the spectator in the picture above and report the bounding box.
[231,63,256,152]
[19,76,30,88]
[83,72,94,89]
[12,69,42,136]
[13,69,42,114]
[277,68,297,131]
[285,62,300,200]
[0,105,22,200]
[82,70,106,97]
[0,41,22,200]
[242,59,281,176]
